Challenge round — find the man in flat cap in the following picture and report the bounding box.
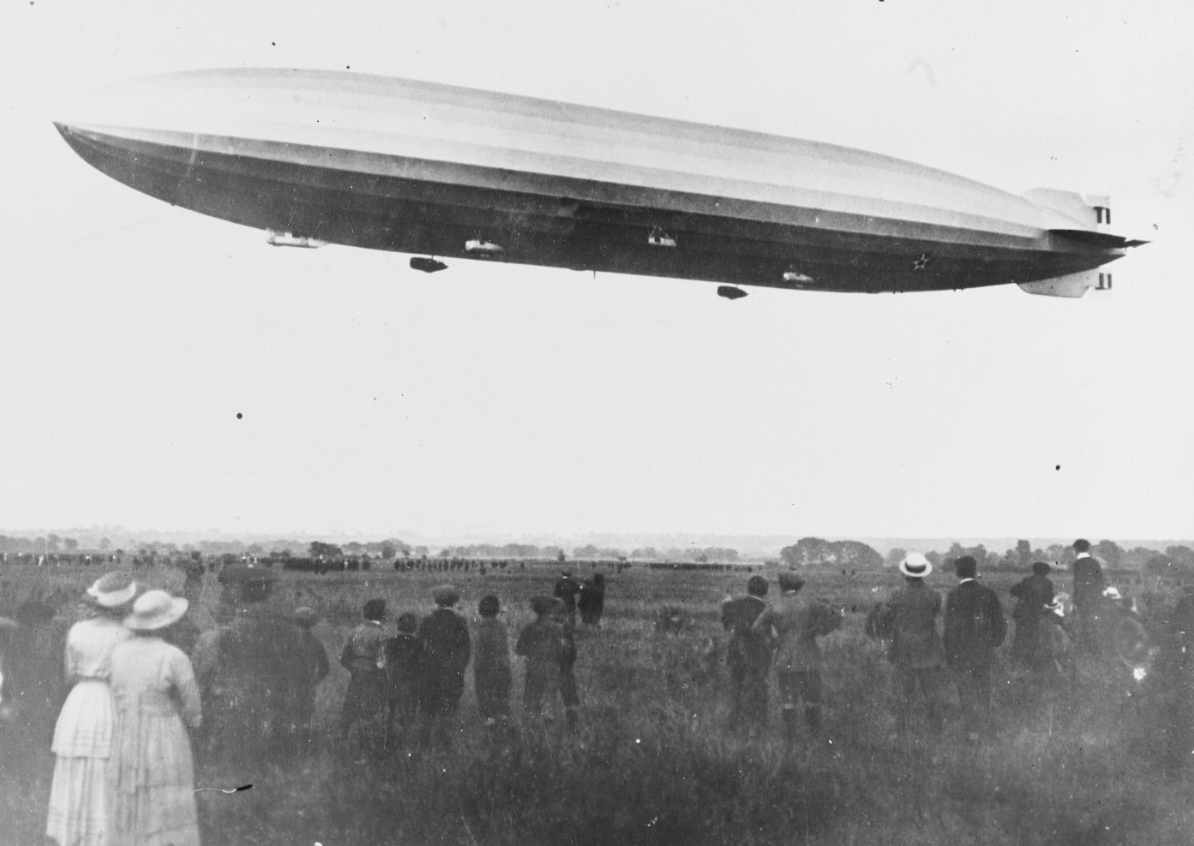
[417,585,471,745]
[720,575,772,733]
[752,571,842,742]
[192,564,308,769]
[943,556,1007,742]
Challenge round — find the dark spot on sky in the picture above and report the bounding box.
[1055,465,1061,471]
[236,413,243,420]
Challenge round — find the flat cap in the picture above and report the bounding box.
[432,584,460,606]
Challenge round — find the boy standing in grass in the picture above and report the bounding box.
[473,595,513,736]
[339,599,389,747]
[385,612,425,747]
[292,606,329,751]
[752,572,842,742]
[720,575,771,733]
[516,596,565,726]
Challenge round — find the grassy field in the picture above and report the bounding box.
[2,561,1193,846]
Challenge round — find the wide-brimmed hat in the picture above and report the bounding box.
[124,590,188,631]
[899,553,932,579]
[86,571,137,609]
[433,584,460,606]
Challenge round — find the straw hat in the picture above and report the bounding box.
[86,571,137,609]
[898,552,932,579]
[124,590,188,631]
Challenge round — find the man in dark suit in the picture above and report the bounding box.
[1071,538,1106,656]
[417,585,471,746]
[944,555,1007,742]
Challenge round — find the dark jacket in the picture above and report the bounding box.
[1072,555,1106,610]
[720,595,770,673]
[417,608,471,678]
[884,581,945,669]
[944,580,1007,670]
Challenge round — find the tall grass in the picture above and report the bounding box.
[2,563,1193,845]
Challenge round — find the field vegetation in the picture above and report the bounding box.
[2,561,1193,845]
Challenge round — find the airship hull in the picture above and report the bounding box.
[55,69,1136,294]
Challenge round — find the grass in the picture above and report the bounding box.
[2,562,1193,845]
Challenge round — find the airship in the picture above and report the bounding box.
[55,68,1144,298]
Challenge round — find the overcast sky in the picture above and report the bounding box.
[0,1,1190,542]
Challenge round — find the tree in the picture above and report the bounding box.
[308,541,342,559]
[884,547,907,569]
[1015,540,1032,568]
[780,538,832,567]
[837,541,882,569]
[63,538,79,551]
[1094,540,1124,569]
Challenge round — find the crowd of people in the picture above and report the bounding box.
[21,564,601,846]
[13,539,1194,845]
[721,538,1193,746]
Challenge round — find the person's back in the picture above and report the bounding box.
[516,598,566,722]
[417,588,472,742]
[888,581,945,669]
[198,606,308,761]
[944,580,1006,670]
[474,596,512,728]
[419,608,471,675]
[553,575,579,614]
[386,614,426,724]
[759,593,841,673]
[577,578,606,626]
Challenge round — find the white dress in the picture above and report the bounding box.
[46,616,132,846]
[109,635,202,846]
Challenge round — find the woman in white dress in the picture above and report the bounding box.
[109,590,202,846]
[45,571,137,846]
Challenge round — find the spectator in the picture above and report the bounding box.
[516,597,568,725]
[1009,562,1055,670]
[417,586,471,746]
[877,553,946,737]
[752,571,841,741]
[291,607,328,752]
[1071,539,1106,656]
[109,590,202,846]
[577,574,607,627]
[385,612,425,749]
[720,575,771,734]
[45,572,136,846]
[473,595,513,737]
[339,599,389,748]
[943,556,1007,743]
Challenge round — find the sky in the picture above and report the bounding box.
[0,0,1191,543]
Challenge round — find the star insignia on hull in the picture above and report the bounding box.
[912,253,931,271]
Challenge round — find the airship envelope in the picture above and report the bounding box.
[55,69,1144,297]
